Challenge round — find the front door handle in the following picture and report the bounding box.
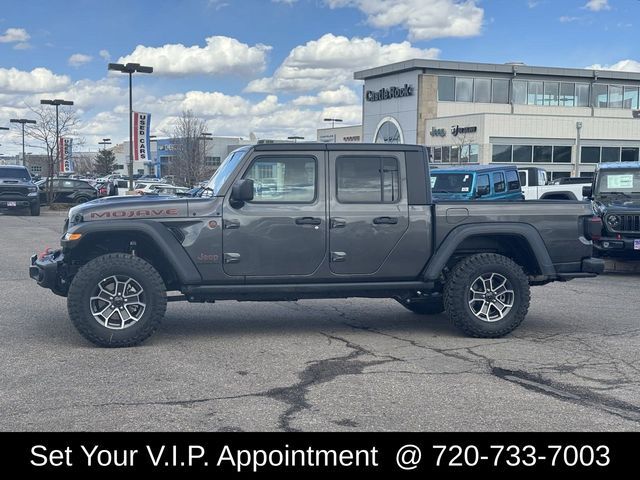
[373,216,398,225]
[295,217,321,225]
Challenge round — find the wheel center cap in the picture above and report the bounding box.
[113,296,124,307]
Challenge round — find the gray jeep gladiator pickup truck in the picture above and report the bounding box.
[29,143,604,347]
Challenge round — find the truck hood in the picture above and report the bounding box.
[68,195,190,224]
[594,197,640,214]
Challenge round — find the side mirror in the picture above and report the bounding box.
[476,185,490,197]
[582,185,593,199]
[230,178,254,206]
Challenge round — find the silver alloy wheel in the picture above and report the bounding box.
[467,272,515,323]
[89,275,146,330]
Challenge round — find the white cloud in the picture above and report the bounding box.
[583,0,610,11]
[68,53,93,67]
[559,16,579,22]
[0,27,30,43]
[13,42,31,50]
[0,67,70,94]
[272,0,298,4]
[293,86,360,106]
[587,60,640,72]
[325,0,484,40]
[245,33,439,93]
[99,49,111,61]
[117,36,272,76]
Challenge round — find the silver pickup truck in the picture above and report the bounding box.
[30,143,604,347]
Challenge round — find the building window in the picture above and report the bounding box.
[204,156,221,168]
[513,81,527,105]
[374,119,402,144]
[433,147,442,162]
[553,146,572,163]
[455,77,474,102]
[336,156,399,203]
[492,145,512,162]
[608,85,623,108]
[493,172,506,192]
[30,165,42,173]
[623,86,639,109]
[450,145,460,163]
[621,147,639,162]
[592,84,608,108]
[474,78,491,103]
[560,83,575,106]
[601,147,620,163]
[528,81,544,106]
[513,145,533,163]
[581,146,600,163]
[533,145,552,163]
[576,83,590,107]
[543,82,559,106]
[460,144,479,163]
[438,76,455,101]
[442,146,450,162]
[492,79,510,104]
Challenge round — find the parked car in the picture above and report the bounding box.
[430,165,523,201]
[134,182,176,195]
[519,167,590,200]
[37,178,98,205]
[0,165,40,216]
[151,185,191,196]
[550,176,593,185]
[584,161,640,258]
[30,143,604,347]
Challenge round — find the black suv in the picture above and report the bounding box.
[584,162,640,258]
[38,178,98,205]
[0,165,40,216]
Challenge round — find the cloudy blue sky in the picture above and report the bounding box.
[0,0,637,154]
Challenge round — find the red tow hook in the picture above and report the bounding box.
[38,247,53,261]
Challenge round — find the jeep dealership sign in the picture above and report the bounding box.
[365,84,413,102]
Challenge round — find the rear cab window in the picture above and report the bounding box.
[505,170,521,191]
[493,172,506,193]
[336,156,400,203]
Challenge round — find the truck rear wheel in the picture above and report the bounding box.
[443,253,530,338]
[67,253,167,347]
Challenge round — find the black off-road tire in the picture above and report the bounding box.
[29,202,40,216]
[398,297,445,315]
[67,253,167,347]
[443,253,530,338]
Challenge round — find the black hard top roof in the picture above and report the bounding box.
[252,142,426,152]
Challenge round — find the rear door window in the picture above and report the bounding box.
[493,172,506,193]
[336,156,400,203]
[505,170,520,191]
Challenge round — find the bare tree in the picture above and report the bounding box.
[74,153,95,175]
[170,110,213,187]
[24,105,81,203]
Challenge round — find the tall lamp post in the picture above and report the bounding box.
[9,119,37,167]
[323,117,342,129]
[40,99,74,184]
[99,138,112,151]
[108,62,153,191]
[200,132,212,173]
[287,136,304,143]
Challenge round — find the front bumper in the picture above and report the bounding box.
[29,250,69,296]
[593,236,640,255]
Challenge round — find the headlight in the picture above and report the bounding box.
[606,214,621,229]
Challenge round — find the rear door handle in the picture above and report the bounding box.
[295,217,321,225]
[373,216,398,225]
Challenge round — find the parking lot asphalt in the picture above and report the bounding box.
[1,210,639,432]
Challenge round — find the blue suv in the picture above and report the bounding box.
[430,165,524,201]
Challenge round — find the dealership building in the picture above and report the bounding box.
[354,59,640,179]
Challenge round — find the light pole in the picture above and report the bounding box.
[575,121,583,177]
[99,138,112,151]
[40,99,73,185]
[200,132,212,171]
[108,62,153,191]
[323,117,343,129]
[149,135,158,177]
[287,136,304,143]
[9,119,37,167]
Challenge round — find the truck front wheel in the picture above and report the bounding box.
[67,253,167,347]
[443,253,530,338]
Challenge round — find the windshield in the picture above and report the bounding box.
[205,147,250,195]
[0,167,31,181]
[596,170,640,196]
[430,173,473,194]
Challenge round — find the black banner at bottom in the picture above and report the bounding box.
[1,432,637,476]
